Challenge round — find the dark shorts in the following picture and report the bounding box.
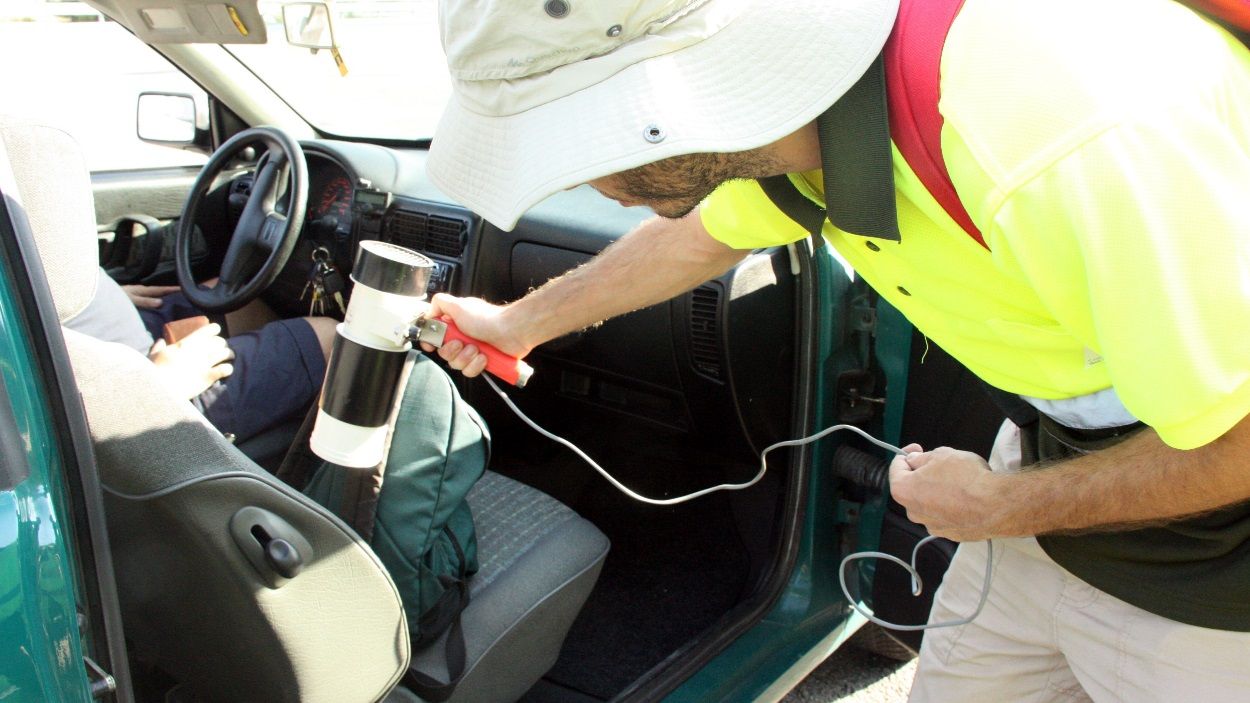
[140,292,326,442]
[192,318,326,443]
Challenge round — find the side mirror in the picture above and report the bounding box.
[136,92,197,145]
[283,2,336,50]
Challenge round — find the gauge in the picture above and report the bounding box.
[314,175,353,220]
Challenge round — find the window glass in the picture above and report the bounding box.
[228,0,450,140]
[0,10,209,171]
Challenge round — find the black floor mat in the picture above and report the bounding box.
[490,423,753,699]
[478,386,771,700]
[545,492,749,699]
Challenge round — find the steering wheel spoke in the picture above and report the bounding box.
[175,127,308,313]
[259,213,288,252]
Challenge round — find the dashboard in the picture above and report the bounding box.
[222,138,795,458]
[248,147,464,319]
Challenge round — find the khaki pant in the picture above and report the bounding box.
[908,422,1250,703]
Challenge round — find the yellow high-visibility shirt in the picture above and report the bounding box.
[702,0,1250,449]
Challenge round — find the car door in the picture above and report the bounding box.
[0,131,133,701]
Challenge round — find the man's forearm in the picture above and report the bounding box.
[502,210,748,349]
[995,415,1250,536]
[891,413,1250,542]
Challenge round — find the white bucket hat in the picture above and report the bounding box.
[428,0,901,231]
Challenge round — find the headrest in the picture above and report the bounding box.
[0,116,101,323]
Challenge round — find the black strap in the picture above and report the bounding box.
[336,462,383,541]
[403,617,467,703]
[404,527,472,702]
[274,402,322,491]
[758,53,900,241]
[978,381,1039,431]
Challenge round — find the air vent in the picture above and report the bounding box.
[689,284,723,380]
[385,209,468,258]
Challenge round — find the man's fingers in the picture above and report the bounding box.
[207,343,234,367]
[888,454,914,484]
[463,353,488,378]
[132,295,163,309]
[452,343,484,377]
[208,363,234,383]
[428,293,457,320]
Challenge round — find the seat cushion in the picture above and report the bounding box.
[411,471,609,703]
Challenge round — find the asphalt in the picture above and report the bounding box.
[782,647,916,703]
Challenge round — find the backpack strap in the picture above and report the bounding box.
[403,525,472,702]
[1185,0,1250,44]
[758,53,900,241]
[758,0,981,248]
[883,0,984,247]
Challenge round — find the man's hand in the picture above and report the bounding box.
[425,210,747,380]
[123,284,180,309]
[148,322,234,400]
[421,294,531,379]
[888,444,1009,542]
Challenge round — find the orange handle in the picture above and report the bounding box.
[438,316,533,387]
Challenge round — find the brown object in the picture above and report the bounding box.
[162,315,211,344]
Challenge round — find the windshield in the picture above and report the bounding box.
[229,0,451,140]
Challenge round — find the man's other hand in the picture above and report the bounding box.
[148,322,235,400]
[888,445,1008,542]
[421,294,531,378]
[123,284,180,309]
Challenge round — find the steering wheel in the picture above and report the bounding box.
[176,126,308,313]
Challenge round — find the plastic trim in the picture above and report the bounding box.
[0,185,135,699]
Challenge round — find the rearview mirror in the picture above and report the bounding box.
[283,2,336,50]
[136,92,197,145]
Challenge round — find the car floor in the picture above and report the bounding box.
[487,412,758,702]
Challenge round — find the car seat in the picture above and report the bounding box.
[0,115,608,703]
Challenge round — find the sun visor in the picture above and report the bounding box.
[99,0,267,44]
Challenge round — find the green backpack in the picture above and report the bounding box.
[280,352,489,702]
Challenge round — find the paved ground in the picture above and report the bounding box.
[783,646,916,703]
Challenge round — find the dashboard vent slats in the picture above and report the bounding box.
[386,209,467,258]
[689,284,723,380]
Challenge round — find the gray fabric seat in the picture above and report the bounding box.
[3,114,609,702]
[412,472,608,703]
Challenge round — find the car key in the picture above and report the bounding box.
[319,263,347,316]
[309,277,325,316]
[300,263,320,302]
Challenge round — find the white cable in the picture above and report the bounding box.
[482,374,993,631]
[840,536,994,631]
[483,375,903,506]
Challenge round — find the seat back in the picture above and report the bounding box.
[1,115,410,702]
[65,329,409,702]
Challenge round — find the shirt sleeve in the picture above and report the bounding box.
[988,104,1250,449]
[700,178,811,250]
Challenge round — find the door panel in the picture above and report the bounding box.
[93,167,199,227]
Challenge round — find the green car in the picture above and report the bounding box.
[0,2,1004,701]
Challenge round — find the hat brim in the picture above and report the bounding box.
[428,0,900,231]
